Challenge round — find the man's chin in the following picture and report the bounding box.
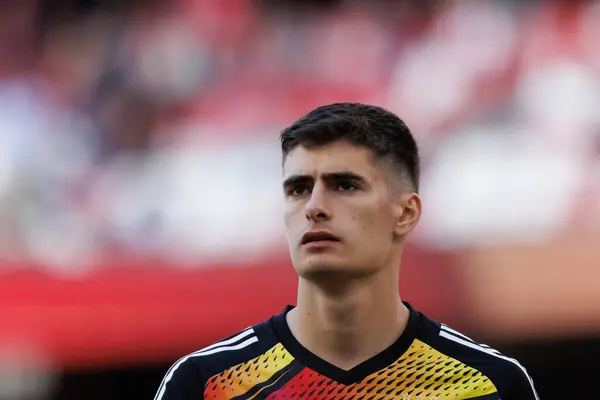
[294,258,375,283]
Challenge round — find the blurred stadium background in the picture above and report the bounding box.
[0,0,598,398]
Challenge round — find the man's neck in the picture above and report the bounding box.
[286,268,409,371]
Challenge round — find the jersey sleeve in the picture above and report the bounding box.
[154,357,204,400]
[497,361,539,400]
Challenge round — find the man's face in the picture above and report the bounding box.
[282,141,409,279]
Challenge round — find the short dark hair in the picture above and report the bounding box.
[280,102,420,192]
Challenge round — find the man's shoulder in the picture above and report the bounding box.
[416,313,538,399]
[425,321,526,372]
[154,316,281,400]
[178,316,280,378]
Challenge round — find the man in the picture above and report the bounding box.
[154,103,539,400]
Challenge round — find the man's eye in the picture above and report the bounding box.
[337,182,357,192]
[288,186,309,196]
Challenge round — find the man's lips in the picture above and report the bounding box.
[301,231,340,245]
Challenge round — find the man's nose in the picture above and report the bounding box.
[305,184,331,222]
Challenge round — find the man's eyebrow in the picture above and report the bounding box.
[282,175,313,189]
[282,171,368,188]
[321,171,366,182]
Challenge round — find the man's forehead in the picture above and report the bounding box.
[282,143,377,177]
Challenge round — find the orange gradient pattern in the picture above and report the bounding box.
[204,339,498,399]
[204,343,295,399]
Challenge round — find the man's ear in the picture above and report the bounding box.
[393,192,422,237]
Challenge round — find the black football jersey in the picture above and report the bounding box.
[155,302,538,400]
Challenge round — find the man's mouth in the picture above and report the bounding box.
[301,231,340,245]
